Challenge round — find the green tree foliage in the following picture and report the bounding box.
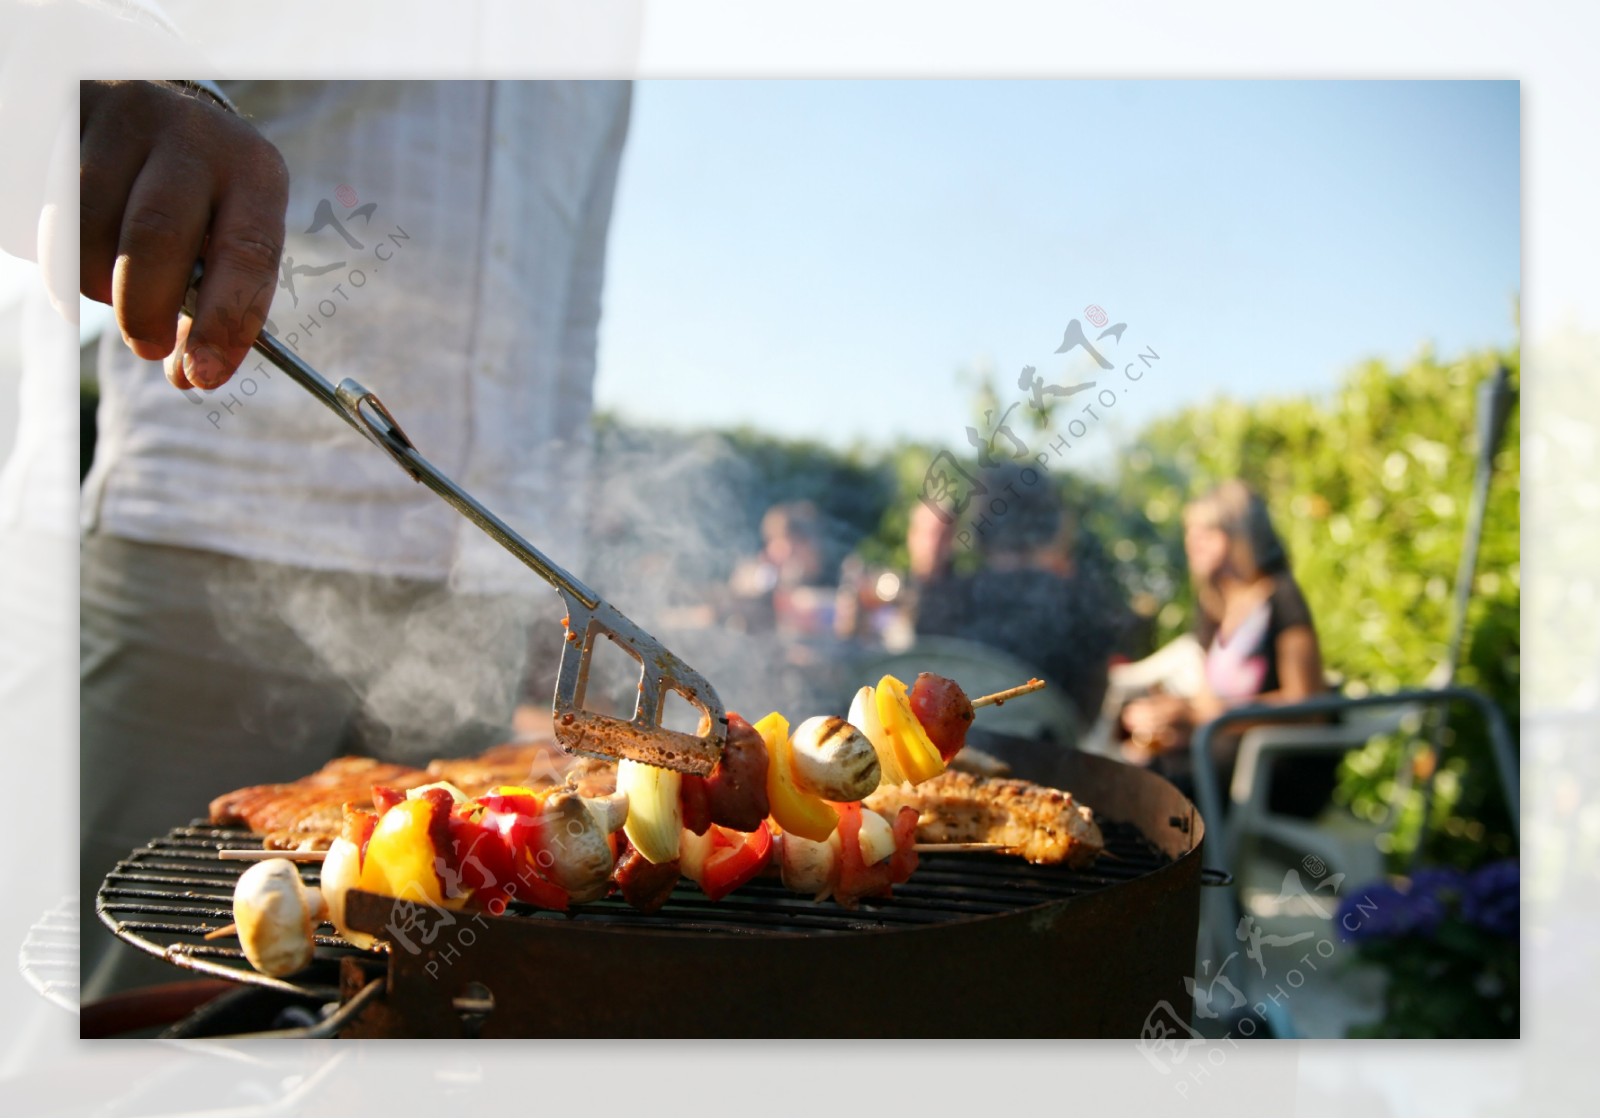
[1089,345,1520,867]
[598,341,1520,869]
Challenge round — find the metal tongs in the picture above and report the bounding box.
[181,270,725,776]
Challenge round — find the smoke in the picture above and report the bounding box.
[203,558,542,765]
[582,426,794,720]
[197,420,834,764]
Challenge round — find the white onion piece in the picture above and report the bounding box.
[856,808,896,867]
[319,837,381,950]
[618,759,682,865]
[679,825,713,884]
[849,686,907,786]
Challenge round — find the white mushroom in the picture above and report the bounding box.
[233,858,325,977]
[778,829,839,900]
[789,715,882,802]
[539,791,620,904]
[581,789,630,837]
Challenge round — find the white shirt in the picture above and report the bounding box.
[80,80,631,594]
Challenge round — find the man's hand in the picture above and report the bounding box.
[80,80,289,391]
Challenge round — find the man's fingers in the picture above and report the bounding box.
[163,314,196,390]
[184,149,289,390]
[80,107,154,305]
[78,81,292,394]
[111,150,211,363]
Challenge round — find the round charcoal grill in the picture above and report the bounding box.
[97,751,1206,1037]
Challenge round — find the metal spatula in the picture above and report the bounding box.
[181,272,726,776]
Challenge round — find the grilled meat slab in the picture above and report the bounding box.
[863,769,1104,867]
[209,745,610,849]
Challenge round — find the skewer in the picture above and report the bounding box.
[971,678,1047,709]
[220,849,327,862]
[221,842,1016,862]
[203,923,237,940]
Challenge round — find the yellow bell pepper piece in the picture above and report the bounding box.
[876,674,947,784]
[755,711,839,842]
[358,799,466,910]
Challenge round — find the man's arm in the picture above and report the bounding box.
[79,79,289,391]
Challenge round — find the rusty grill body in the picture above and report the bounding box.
[97,752,1203,1037]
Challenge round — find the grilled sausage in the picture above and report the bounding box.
[909,673,975,762]
[701,712,770,832]
[613,844,681,913]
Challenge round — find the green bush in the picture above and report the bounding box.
[596,341,1520,868]
[1089,345,1520,867]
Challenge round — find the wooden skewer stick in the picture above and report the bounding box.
[203,923,238,940]
[971,678,1047,709]
[221,842,1014,860]
[219,849,327,862]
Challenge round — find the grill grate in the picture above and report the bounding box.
[98,818,1171,997]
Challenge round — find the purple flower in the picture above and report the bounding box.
[1338,880,1441,941]
[1461,859,1520,939]
[1338,867,1465,943]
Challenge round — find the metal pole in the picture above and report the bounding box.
[1412,364,1514,865]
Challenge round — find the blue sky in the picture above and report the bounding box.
[41,80,1519,463]
[594,80,1520,458]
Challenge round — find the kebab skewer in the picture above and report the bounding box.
[215,674,1080,972]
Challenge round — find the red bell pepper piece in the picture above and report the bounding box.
[476,792,548,859]
[371,785,407,815]
[696,820,773,902]
[444,811,520,909]
[471,792,570,912]
[888,805,920,885]
[834,802,894,907]
[340,804,378,866]
[503,865,571,912]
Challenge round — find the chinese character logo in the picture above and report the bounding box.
[918,451,987,525]
[1137,1000,1205,1073]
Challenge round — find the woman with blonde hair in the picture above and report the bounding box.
[1121,480,1328,800]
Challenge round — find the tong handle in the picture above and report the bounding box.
[180,268,600,611]
[179,267,725,775]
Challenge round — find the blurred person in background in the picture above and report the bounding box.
[76,80,631,996]
[727,500,834,636]
[1118,480,1330,803]
[915,463,1129,730]
[906,495,958,591]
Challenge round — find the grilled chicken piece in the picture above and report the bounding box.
[425,743,616,798]
[863,769,1104,867]
[212,744,620,849]
[210,757,432,850]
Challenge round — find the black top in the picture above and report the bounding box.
[1192,576,1315,699]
